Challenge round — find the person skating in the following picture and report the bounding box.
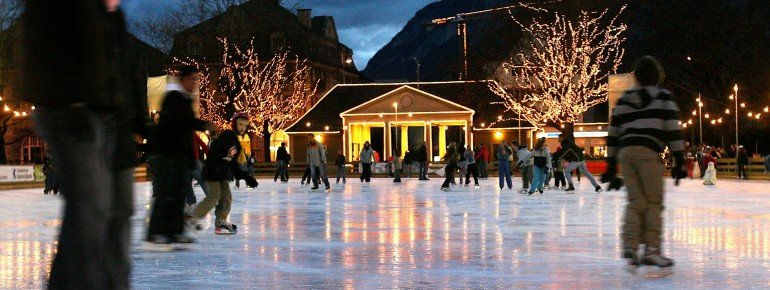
[306,134,330,191]
[703,162,717,185]
[23,1,154,287]
[556,135,602,193]
[42,156,60,195]
[186,133,210,211]
[602,56,683,273]
[497,141,514,190]
[463,144,480,188]
[552,147,567,189]
[187,124,258,235]
[515,142,533,194]
[335,151,347,183]
[403,150,414,178]
[416,142,429,180]
[476,143,490,179]
[360,141,375,182]
[274,142,290,182]
[393,149,403,183]
[736,145,749,180]
[147,66,215,245]
[233,114,254,189]
[528,138,551,195]
[458,145,467,185]
[300,163,312,185]
[440,142,460,191]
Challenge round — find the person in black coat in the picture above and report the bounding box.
[147,66,214,244]
[274,142,290,182]
[188,129,258,234]
[736,146,750,180]
[22,1,152,288]
[416,142,429,180]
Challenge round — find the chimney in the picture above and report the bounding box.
[297,9,312,28]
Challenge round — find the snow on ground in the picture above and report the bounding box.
[1,176,770,289]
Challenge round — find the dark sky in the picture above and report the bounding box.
[121,0,437,70]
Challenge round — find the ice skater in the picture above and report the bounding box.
[514,141,532,193]
[335,151,347,183]
[440,142,460,191]
[393,149,403,183]
[233,114,254,189]
[187,120,258,235]
[306,134,330,191]
[42,156,60,195]
[527,138,551,195]
[703,162,717,185]
[147,66,214,245]
[463,144,479,188]
[556,135,602,193]
[497,141,514,190]
[602,56,683,274]
[274,142,290,182]
[360,141,375,183]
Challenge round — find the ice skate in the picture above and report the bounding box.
[440,187,450,192]
[565,185,575,193]
[634,247,675,278]
[215,220,237,235]
[595,186,603,193]
[623,248,640,275]
[184,215,202,231]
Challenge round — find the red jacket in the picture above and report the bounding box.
[475,146,490,163]
[193,133,209,161]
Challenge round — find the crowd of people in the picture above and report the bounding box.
[18,0,770,286]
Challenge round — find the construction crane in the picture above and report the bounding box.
[427,4,524,80]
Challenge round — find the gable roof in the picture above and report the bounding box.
[285,81,532,133]
[340,85,474,116]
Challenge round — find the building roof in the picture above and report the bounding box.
[170,0,360,75]
[285,81,532,133]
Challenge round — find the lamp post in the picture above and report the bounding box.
[734,84,739,147]
[697,94,703,145]
[341,53,353,84]
[393,102,399,157]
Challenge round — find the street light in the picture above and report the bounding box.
[734,84,739,147]
[393,102,398,158]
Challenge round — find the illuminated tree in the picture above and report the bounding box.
[180,38,317,161]
[490,6,627,138]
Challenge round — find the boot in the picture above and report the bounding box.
[642,246,674,267]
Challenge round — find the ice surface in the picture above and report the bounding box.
[2,177,770,289]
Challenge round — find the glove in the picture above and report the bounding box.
[600,157,624,191]
[671,151,687,186]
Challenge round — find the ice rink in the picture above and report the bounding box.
[2,176,770,289]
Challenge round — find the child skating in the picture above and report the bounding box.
[603,56,685,276]
[703,162,717,185]
[187,115,258,235]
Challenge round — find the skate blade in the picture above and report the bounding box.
[642,266,674,278]
[215,231,237,235]
[140,243,190,252]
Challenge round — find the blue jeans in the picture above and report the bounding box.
[274,160,289,181]
[498,159,512,189]
[529,166,547,192]
[564,161,599,187]
[336,165,347,182]
[311,164,330,188]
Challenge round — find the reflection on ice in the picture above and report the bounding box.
[0,179,769,288]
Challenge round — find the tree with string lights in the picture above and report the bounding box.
[179,38,317,161]
[490,6,627,139]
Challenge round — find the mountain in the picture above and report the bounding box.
[362,0,521,82]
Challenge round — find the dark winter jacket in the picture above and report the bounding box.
[335,155,346,167]
[23,4,151,170]
[476,146,490,163]
[202,130,257,186]
[416,145,428,162]
[153,90,207,168]
[403,151,414,164]
[276,146,290,162]
[737,149,749,165]
[556,139,585,162]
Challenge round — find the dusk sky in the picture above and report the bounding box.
[121,0,437,70]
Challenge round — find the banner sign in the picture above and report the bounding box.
[0,165,36,183]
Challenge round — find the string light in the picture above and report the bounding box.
[490,6,627,128]
[179,37,317,134]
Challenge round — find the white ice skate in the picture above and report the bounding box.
[215,220,237,235]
